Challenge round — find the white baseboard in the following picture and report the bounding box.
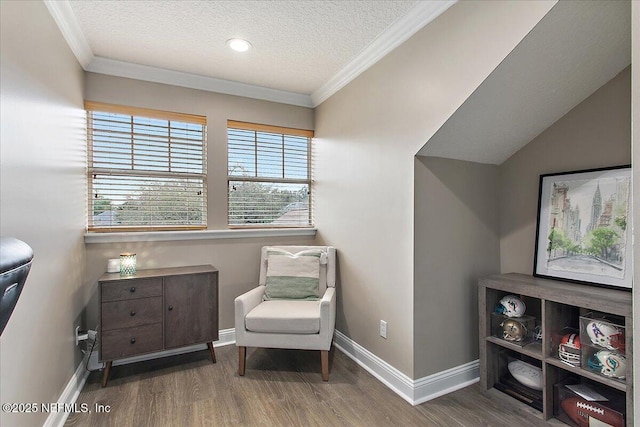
[46,328,236,427]
[333,330,416,404]
[412,359,480,405]
[333,330,479,406]
[43,353,91,427]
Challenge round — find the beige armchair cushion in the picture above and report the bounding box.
[264,248,323,300]
[245,300,321,334]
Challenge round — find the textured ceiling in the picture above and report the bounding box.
[419,0,631,164]
[69,0,418,95]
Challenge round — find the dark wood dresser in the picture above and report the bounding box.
[98,265,218,386]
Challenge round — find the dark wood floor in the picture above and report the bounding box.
[65,345,552,426]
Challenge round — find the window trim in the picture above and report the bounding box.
[227,120,313,138]
[84,227,317,244]
[226,120,314,228]
[85,101,207,232]
[85,101,207,125]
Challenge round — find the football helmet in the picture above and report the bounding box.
[558,333,581,366]
[587,350,626,379]
[495,295,526,318]
[501,319,527,342]
[585,320,625,351]
[533,325,543,342]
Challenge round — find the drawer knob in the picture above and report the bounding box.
[130,310,136,316]
[130,338,136,344]
[130,287,136,293]
[168,305,174,311]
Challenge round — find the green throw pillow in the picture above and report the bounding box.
[264,249,322,300]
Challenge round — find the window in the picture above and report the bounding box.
[86,102,207,231]
[227,120,313,227]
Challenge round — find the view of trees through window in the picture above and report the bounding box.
[228,181,309,225]
[87,105,206,230]
[227,125,311,226]
[88,108,311,230]
[92,179,205,227]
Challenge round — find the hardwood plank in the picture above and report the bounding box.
[66,345,554,427]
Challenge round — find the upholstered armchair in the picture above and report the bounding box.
[234,245,336,381]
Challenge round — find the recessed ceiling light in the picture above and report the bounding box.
[227,38,252,52]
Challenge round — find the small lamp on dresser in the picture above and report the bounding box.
[119,253,136,276]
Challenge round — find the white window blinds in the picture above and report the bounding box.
[227,120,313,227]
[86,102,207,231]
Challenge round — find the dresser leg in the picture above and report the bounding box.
[207,342,216,363]
[101,361,112,387]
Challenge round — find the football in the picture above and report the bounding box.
[507,360,542,391]
[560,397,624,427]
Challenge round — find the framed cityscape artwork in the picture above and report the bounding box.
[533,165,632,290]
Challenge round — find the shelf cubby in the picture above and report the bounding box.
[479,273,633,426]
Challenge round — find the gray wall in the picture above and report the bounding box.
[411,43,632,390]
[314,1,553,377]
[0,2,86,426]
[413,157,500,378]
[85,236,316,331]
[83,74,316,330]
[499,67,631,275]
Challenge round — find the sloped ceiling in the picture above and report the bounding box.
[418,0,631,165]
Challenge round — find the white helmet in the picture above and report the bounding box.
[585,320,625,351]
[558,333,581,367]
[587,350,626,379]
[495,295,526,317]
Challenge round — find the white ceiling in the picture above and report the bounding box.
[419,0,631,164]
[46,0,455,107]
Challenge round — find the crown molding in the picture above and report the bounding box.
[310,0,457,107]
[45,0,454,109]
[44,0,312,107]
[43,0,94,68]
[86,57,313,107]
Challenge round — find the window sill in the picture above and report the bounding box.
[84,228,317,244]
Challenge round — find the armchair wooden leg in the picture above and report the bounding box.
[321,350,329,381]
[238,346,246,376]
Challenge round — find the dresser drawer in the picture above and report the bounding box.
[101,278,162,302]
[101,323,163,361]
[101,296,162,331]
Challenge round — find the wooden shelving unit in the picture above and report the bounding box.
[479,273,633,426]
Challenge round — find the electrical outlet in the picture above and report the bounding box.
[75,326,88,345]
[380,320,387,339]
